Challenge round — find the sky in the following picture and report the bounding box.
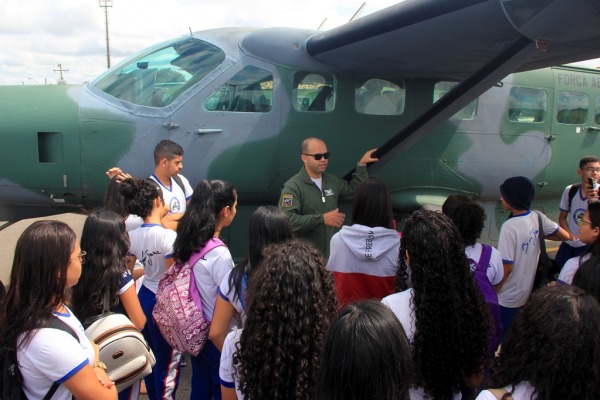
[1,0,599,86]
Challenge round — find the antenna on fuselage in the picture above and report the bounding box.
[317,18,328,30]
[349,2,367,22]
[189,27,193,37]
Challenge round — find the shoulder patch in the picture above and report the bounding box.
[282,194,293,208]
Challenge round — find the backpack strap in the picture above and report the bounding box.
[44,317,79,400]
[567,183,581,209]
[477,244,493,273]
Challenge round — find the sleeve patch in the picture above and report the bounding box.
[282,194,294,208]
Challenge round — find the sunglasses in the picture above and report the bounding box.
[302,152,330,160]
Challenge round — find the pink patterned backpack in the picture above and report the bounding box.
[153,238,224,356]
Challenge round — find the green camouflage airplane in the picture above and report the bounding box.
[1,0,600,255]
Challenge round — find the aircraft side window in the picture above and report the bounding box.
[596,95,600,125]
[293,73,335,112]
[556,90,588,125]
[204,66,273,113]
[433,81,477,120]
[92,37,225,107]
[507,87,547,123]
[356,78,405,116]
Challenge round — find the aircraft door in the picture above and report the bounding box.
[166,59,279,196]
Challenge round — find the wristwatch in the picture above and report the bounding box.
[92,360,108,372]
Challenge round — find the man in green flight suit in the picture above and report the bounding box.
[279,137,378,257]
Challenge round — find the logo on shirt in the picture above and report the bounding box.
[170,198,181,213]
[282,194,293,208]
[323,189,334,196]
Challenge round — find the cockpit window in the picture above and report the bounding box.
[204,66,273,112]
[356,78,405,115]
[91,37,225,107]
[293,72,335,112]
[434,81,477,120]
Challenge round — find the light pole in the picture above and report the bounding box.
[99,0,113,69]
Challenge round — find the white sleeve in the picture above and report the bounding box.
[559,185,572,212]
[486,247,504,286]
[209,248,235,292]
[540,211,560,236]
[558,256,580,284]
[498,223,517,264]
[475,390,499,400]
[219,329,241,389]
[179,174,194,200]
[160,229,177,259]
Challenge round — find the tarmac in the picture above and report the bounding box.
[0,213,193,399]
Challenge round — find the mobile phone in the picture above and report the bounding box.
[588,177,594,189]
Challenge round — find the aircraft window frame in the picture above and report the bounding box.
[596,95,600,125]
[91,37,225,108]
[355,78,405,116]
[556,90,588,125]
[433,81,478,120]
[292,72,335,112]
[507,87,547,123]
[203,65,273,113]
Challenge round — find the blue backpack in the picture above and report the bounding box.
[468,244,503,353]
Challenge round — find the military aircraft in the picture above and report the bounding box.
[1,0,600,255]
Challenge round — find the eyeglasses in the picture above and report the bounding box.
[583,167,600,173]
[71,251,87,264]
[302,152,330,160]
[577,215,592,226]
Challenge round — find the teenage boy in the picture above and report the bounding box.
[556,156,600,269]
[149,140,193,215]
[496,176,569,336]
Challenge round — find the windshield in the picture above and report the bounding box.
[92,36,225,107]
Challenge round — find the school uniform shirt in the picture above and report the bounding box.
[18,307,95,400]
[465,243,504,285]
[150,173,193,214]
[125,214,143,231]
[193,246,235,321]
[128,223,177,293]
[327,224,399,308]
[558,253,591,284]
[218,269,247,324]
[219,328,244,400]
[560,184,594,248]
[497,211,559,308]
[476,381,536,400]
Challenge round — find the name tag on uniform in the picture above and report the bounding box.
[323,189,334,196]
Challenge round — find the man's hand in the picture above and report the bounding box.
[323,208,345,228]
[359,148,379,165]
[585,186,599,203]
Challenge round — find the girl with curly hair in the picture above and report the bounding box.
[315,300,412,400]
[557,201,600,284]
[477,285,600,400]
[209,205,293,351]
[326,177,400,309]
[219,240,338,400]
[382,210,489,400]
[0,221,117,400]
[173,179,238,400]
[120,177,181,400]
[70,210,147,399]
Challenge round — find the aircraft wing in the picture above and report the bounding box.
[306,0,600,80]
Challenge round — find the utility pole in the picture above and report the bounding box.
[53,64,69,84]
[99,0,113,69]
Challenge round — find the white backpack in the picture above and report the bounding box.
[85,296,156,392]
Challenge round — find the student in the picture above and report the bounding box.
[497,176,569,335]
[556,156,600,269]
[209,205,293,351]
[443,196,504,353]
[173,179,237,400]
[0,221,117,400]
[219,240,338,400]
[477,285,600,400]
[104,174,144,231]
[557,202,600,284]
[326,177,400,309]
[120,177,181,400]
[70,210,147,400]
[382,210,489,400]
[314,300,411,400]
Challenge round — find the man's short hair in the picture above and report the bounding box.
[301,137,324,153]
[154,140,184,165]
[579,156,600,169]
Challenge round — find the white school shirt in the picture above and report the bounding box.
[218,269,247,324]
[192,246,235,321]
[558,253,591,284]
[497,211,559,308]
[219,328,245,400]
[128,223,177,293]
[559,184,595,248]
[150,174,193,214]
[18,307,95,400]
[476,381,536,400]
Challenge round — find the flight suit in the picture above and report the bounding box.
[279,165,368,257]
